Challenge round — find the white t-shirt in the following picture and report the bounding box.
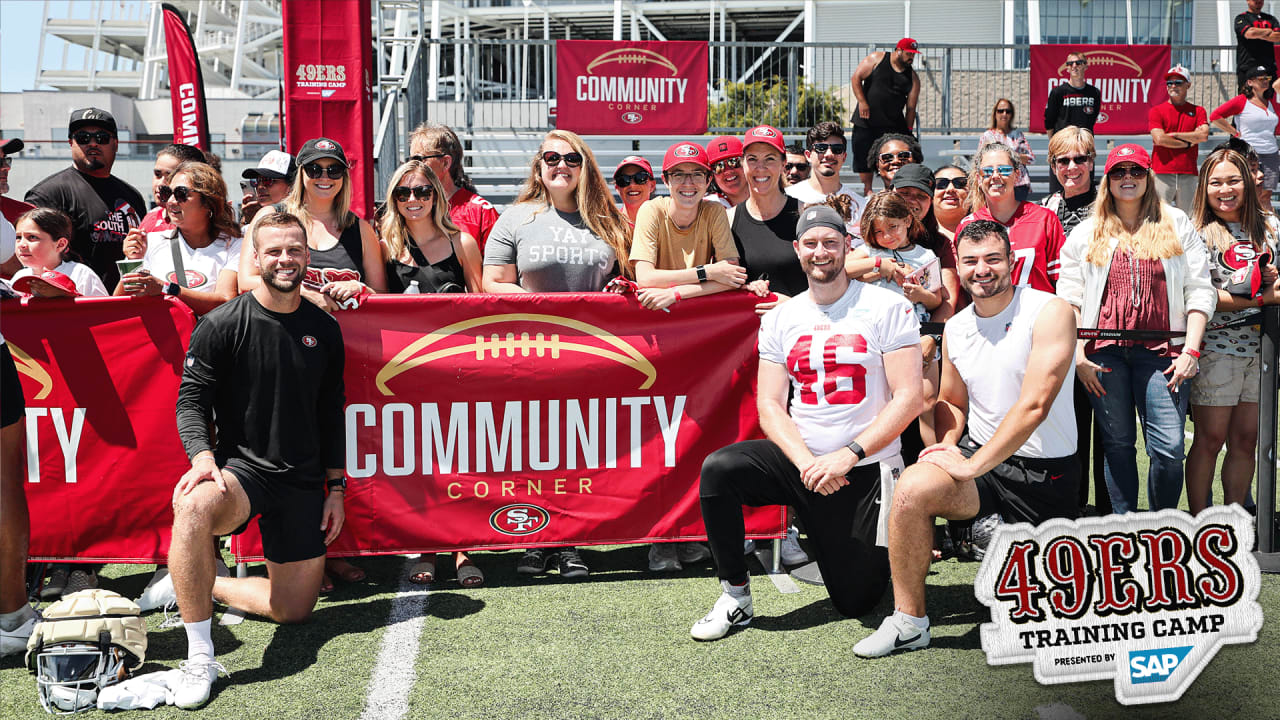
[865,243,939,323]
[944,286,1076,459]
[12,260,109,297]
[1203,218,1280,358]
[143,230,243,291]
[758,280,920,459]
[785,180,867,242]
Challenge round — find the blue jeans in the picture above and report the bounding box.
[1086,346,1189,513]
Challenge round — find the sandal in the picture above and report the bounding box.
[456,559,484,589]
[408,556,436,585]
[326,558,366,583]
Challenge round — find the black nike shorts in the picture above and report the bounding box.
[957,434,1080,525]
[1,343,24,428]
[223,457,327,564]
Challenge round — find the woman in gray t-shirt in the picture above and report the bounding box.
[482,130,630,293]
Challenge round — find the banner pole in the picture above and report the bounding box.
[1255,305,1280,572]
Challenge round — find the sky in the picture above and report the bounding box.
[1,0,149,93]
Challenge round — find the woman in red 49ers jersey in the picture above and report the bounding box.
[1186,147,1280,514]
[956,143,1067,294]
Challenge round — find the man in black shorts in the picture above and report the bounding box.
[850,39,922,195]
[164,211,346,708]
[690,205,923,641]
[0,324,37,656]
[854,220,1078,658]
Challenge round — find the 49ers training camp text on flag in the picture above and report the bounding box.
[1030,44,1172,135]
[9,293,784,563]
[555,40,708,135]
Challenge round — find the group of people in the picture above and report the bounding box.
[2,60,1279,705]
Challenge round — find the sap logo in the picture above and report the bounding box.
[1128,646,1192,684]
[489,504,551,536]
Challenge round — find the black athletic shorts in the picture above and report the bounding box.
[1,343,24,428]
[850,125,882,174]
[223,457,327,564]
[957,434,1080,525]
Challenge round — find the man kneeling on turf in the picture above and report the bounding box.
[692,205,923,641]
[164,212,347,707]
[854,220,1078,658]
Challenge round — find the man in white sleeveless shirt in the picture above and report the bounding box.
[854,219,1079,658]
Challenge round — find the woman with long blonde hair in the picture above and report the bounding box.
[1185,147,1280,514]
[1056,144,1216,513]
[380,160,481,294]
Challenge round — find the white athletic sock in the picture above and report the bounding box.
[723,580,750,598]
[185,618,215,661]
[0,604,37,631]
[895,609,930,630]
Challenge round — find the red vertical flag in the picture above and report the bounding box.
[160,4,212,151]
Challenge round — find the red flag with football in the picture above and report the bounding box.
[556,40,709,135]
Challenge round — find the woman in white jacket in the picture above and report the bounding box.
[1056,144,1216,513]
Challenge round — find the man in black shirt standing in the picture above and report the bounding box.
[1236,0,1280,91]
[850,39,922,195]
[1044,52,1101,195]
[24,108,146,288]
[164,211,346,709]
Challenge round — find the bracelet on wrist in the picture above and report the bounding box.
[1183,347,1201,359]
[672,290,683,303]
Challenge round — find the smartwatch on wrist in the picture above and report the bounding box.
[326,477,347,493]
[846,441,865,463]
[696,265,708,283]
[164,281,182,296]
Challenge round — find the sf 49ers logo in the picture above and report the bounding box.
[489,504,551,536]
[166,269,209,288]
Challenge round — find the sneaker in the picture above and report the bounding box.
[648,544,682,572]
[137,568,175,612]
[41,565,69,600]
[742,539,756,555]
[690,581,753,641]
[0,609,39,657]
[64,568,98,595]
[516,549,551,575]
[676,542,711,565]
[853,613,931,658]
[173,657,229,710]
[555,548,589,578]
[780,526,810,566]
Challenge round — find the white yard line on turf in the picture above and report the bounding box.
[359,556,430,720]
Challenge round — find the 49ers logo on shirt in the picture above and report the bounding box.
[304,267,361,287]
[1221,241,1261,272]
[301,335,318,348]
[165,270,209,288]
[489,504,551,536]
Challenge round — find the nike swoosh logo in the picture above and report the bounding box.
[894,633,922,648]
[1049,474,1064,480]
[727,608,748,624]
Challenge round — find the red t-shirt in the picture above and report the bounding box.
[955,203,1066,293]
[138,205,173,234]
[1,195,34,226]
[1148,101,1207,175]
[447,187,499,252]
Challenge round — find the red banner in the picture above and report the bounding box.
[281,0,375,219]
[10,294,783,563]
[555,40,708,135]
[161,4,211,151]
[1029,44,1171,135]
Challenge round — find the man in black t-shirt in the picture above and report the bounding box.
[1044,53,1101,195]
[24,108,145,288]
[162,212,347,709]
[1236,0,1280,90]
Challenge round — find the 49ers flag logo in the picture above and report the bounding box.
[556,40,708,135]
[976,507,1262,705]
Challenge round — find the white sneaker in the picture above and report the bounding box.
[853,613,931,658]
[676,542,711,565]
[690,582,753,641]
[172,658,228,710]
[137,568,175,612]
[0,610,38,657]
[648,544,682,572]
[780,526,810,566]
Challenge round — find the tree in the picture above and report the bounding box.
[707,77,846,131]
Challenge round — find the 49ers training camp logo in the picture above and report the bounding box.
[489,504,551,536]
[976,507,1262,705]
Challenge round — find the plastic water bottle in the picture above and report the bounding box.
[403,280,420,294]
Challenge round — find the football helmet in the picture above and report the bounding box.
[26,588,147,714]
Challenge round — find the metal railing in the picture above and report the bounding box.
[378,39,1247,137]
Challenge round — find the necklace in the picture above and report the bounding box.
[1126,250,1143,308]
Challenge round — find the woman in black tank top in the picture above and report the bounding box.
[380,160,482,293]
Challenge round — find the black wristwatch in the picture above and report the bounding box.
[696,265,708,283]
[164,281,182,296]
[846,441,865,463]
[326,477,347,493]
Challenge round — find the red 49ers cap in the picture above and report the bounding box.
[896,38,921,54]
[615,155,653,176]
[705,135,744,165]
[1103,143,1152,175]
[662,142,710,172]
[743,125,785,155]
[13,271,79,297]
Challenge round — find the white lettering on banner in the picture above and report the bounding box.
[575,76,688,104]
[344,395,687,478]
[24,407,87,484]
[1047,78,1153,104]
[177,83,199,146]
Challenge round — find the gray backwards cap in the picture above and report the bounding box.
[795,205,847,239]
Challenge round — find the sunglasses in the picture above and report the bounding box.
[879,150,914,164]
[614,171,653,186]
[542,151,583,168]
[1166,80,1187,87]
[248,176,284,188]
[980,165,1016,178]
[1,157,11,169]
[1065,59,1088,67]
[1053,154,1093,168]
[1107,164,1149,181]
[303,163,346,179]
[811,142,846,155]
[392,184,434,202]
[157,185,197,203]
[785,162,811,172]
[934,176,968,190]
[995,108,1014,115]
[666,170,709,184]
[72,131,113,146]
[410,153,446,162]
[711,157,742,173]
